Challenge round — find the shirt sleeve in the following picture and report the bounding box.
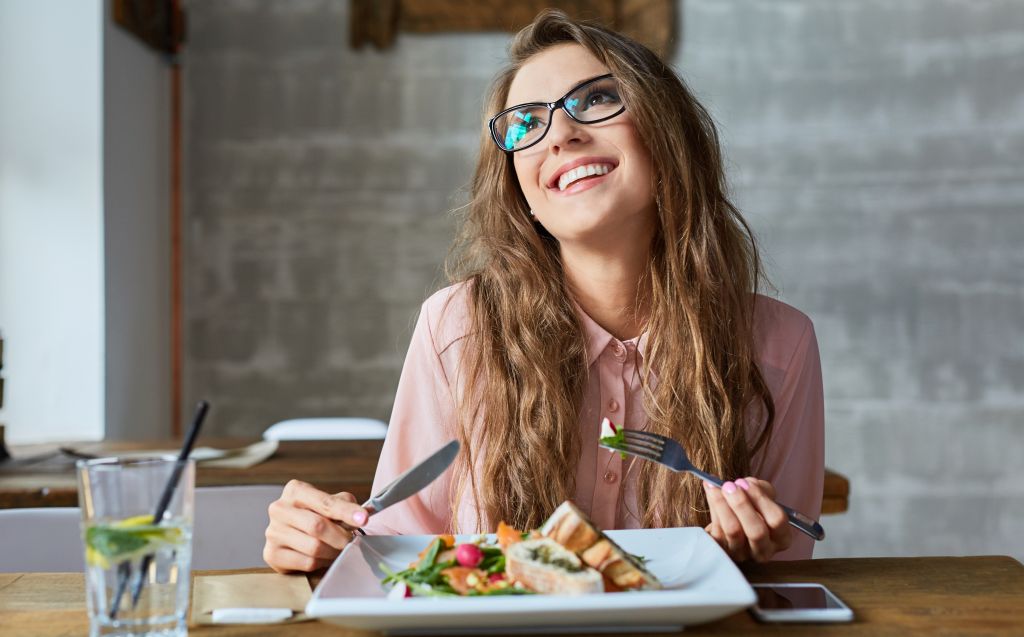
[360,298,456,536]
[755,319,825,561]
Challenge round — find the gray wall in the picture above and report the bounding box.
[183,0,501,434]
[103,0,172,440]
[680,0,1024,561]
[182,0,1024,560]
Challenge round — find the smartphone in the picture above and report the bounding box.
[750,583,853,623]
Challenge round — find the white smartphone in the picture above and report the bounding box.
[750,583,853,623]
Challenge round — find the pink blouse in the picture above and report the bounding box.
[363,283,825,560]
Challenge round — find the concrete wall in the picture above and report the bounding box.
[182,0,503,435]
[182,0,1024,560]
[680,0,1024,561]
[0,0,105,443]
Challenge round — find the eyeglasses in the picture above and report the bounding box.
[488,74,626,153]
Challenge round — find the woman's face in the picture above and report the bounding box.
[507,44,656,248]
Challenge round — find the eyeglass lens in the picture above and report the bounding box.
[495,76,622,151]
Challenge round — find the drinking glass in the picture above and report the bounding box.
[77,456,195,637]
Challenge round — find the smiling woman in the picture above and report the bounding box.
[263,9,825,574]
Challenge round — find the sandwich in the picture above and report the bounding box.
[504,537,604,595]
[540,501,661,591]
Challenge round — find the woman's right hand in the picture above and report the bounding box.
[263,480,370,573]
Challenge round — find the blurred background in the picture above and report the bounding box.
[1,0,1021,561]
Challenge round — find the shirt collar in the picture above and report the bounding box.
[573,301,649,367]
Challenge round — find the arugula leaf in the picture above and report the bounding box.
[484,555,506,574]
[415,538,442,574]
[599,427,628,460]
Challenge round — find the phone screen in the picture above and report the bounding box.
[755,585,843,610]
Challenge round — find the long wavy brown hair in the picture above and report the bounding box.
[445,10,774,532]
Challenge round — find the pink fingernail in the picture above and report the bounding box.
[736,478,750,491]
[703,481,717,490]
[722,481,736,495]
[354,510,367,525]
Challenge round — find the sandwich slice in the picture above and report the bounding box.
[540,501,661,591]
[504,538,604,595]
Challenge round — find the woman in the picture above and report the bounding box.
[263,10,824,572]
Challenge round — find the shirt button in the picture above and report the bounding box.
[608,399,619,412]
[612,342,626,361]
[603,470,618,484]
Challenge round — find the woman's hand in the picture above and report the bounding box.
[263,480,370,573]
[704,477,792,563]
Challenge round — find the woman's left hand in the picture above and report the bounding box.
[704,477,792,563]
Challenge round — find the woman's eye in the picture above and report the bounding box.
[512,111,545,131]
[585,91,619,108]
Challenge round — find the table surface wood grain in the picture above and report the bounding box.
[0,438,849,513]
[1,556,1020,637]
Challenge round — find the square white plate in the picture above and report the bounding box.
[306,527,755,633]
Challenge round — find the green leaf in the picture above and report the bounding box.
[485,555,506,574]
[599,428,629,460]
[415,538,442,574]
[85,526,150,560]
[478,586,535,596]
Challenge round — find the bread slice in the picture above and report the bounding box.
[540,501,661,591]
[504,538,604,595]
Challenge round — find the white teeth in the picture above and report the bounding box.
[558,163,612,191]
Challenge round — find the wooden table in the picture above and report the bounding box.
[0,438,849,513]
[0,439,382,509]
[1,556,1020,636]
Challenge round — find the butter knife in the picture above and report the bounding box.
[355,439,459,535]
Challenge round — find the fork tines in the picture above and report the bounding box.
[621,429,665,453]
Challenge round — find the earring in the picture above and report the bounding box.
[529,209,535,217]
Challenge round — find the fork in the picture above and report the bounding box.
[600,421,825,541]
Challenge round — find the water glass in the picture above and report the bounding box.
[77,456,195,637]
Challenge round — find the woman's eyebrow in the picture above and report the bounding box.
[506,73,609,108]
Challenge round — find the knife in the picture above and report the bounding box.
[355,439,459,536]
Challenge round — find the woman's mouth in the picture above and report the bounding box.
[556,163,615,192]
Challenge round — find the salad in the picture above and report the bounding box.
[380,501,660,598]
[381,523,535,597]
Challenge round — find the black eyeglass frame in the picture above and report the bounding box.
[487,73,626,153]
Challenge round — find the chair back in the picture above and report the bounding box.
[0,485,283,572]
[192,484,281,569]
[0,507,83,572]
[262,417,387,440]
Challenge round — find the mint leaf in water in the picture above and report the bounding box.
[85,527,149,560]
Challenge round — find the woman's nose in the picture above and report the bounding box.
[544,109,589,153]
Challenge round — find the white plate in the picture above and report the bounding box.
[306,527,755,633]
